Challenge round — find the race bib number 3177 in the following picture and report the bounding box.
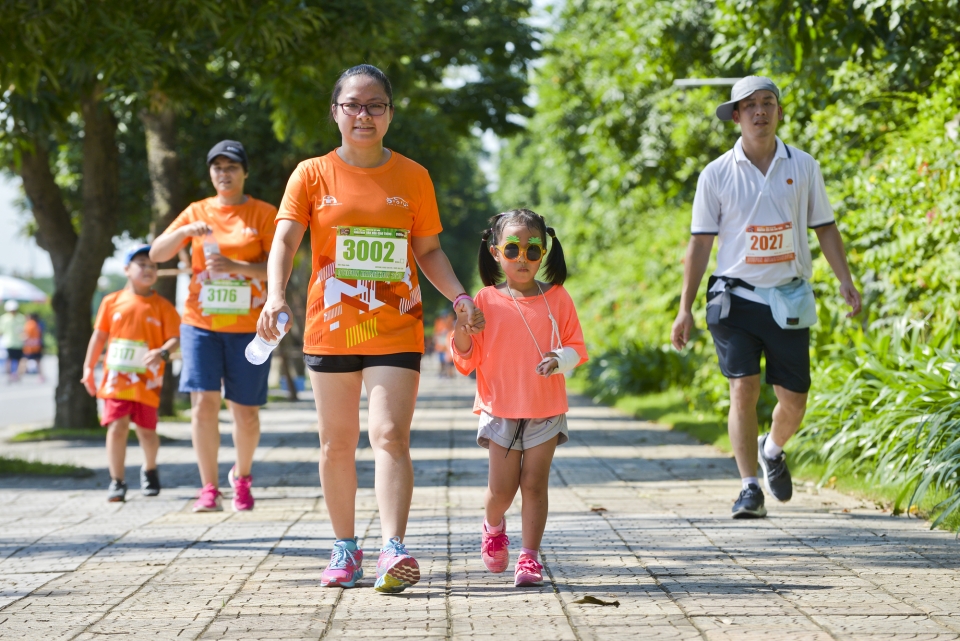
[335,227,409,282]
[745,222,796,264]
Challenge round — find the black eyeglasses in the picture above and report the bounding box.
[336,102,393,116]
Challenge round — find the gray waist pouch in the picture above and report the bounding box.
[754,279,817,329]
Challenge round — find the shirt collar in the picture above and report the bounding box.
[733,136,788,164]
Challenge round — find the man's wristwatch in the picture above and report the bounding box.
[159,349,171,363]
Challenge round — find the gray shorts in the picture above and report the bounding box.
[477,411,568,451]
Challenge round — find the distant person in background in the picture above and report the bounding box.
[0,300,26,383]
[23,312,44,382]
[150,140,276,513]
[433,311,455,377]
[82,246,181,502]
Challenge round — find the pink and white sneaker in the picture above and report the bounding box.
[192,483,223,512]
[375,537,420,593]
[514,551,544,587]
[228,466,254,511]
[481,519,510,573]
[320,539,363,588]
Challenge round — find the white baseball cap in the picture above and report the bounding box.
[4,300,19,312]
[716,76,781,121]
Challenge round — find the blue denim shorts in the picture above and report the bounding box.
[178,324,270,406]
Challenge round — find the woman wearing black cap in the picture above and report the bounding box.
[151,140,277,513]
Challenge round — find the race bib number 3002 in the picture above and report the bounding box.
[335,227,409,282]
[745,222,796,264]
[200,280,252,315]
[106,339,148,373]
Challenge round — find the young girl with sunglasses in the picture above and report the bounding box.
[451,208,588,587]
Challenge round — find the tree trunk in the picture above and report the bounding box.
[141,101,184,417]
[19,91,119,429]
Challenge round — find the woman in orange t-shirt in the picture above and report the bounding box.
[257,64,483,593]
[151,140,276,514]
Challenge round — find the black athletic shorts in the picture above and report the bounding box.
[304,352,422,374]
[706,293,810,393]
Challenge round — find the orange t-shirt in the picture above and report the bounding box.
[164,196,277,332]
[94,289,181,408]
[23,319,42,355]
[450,285,589,419]
[276,149,443,355]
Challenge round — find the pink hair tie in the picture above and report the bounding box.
[452,293,473,309]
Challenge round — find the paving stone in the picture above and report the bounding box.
[1,364,958,639]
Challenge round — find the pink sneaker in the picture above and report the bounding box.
[514,552,544,587]
[192,483,223,512]
[320,539,363,588]
[481,519,510,573]
[374,537,420,593]
[228,466,254,511]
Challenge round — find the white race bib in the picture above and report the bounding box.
[334,227,409,282]
[106,339,148,373]
[200,279,252,315]
[745,222,796,264]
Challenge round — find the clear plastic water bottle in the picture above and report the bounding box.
[203,230,227,280]
[245,312,289,365]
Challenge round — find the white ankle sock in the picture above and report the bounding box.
[742,477,759,489]
[763,435,784,459]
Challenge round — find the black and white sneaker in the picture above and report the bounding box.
[107,479,127,503]
[732,483,767,519]
[140,466,161,497]
[758,434,793,502]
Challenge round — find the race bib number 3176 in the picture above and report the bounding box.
[335,227,409,282]
[200,280,252,315]
[745,222,796,264]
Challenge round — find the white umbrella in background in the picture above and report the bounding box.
[0,275,48,302]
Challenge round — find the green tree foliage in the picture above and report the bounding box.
[498,0,960,525]
[1,0,536,426]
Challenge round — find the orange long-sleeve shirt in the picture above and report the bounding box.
[451,284,588,419]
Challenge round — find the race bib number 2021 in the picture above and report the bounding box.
[335,227,409,282]
[745,222,796,264]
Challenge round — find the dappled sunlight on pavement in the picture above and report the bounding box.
[1,363,958,639]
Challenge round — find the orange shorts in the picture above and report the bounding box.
[100,399,158,430]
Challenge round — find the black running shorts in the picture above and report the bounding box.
[706,294,810,393]
[303,352,422,374]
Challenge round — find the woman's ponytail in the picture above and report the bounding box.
[543,227,567,285]
[478,227,502,286]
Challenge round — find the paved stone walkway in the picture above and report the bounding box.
[1,366,958,640]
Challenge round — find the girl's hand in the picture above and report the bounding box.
[258,296,292,342]
[455,299,485,334]
[536,354,559,377]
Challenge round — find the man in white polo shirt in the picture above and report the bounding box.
[671,76,861,518]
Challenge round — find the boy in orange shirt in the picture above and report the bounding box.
[82,246,181,502]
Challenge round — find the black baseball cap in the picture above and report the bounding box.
[206,140,248,171]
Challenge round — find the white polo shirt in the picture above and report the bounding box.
[691,136,835,303]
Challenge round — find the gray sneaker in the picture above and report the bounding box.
[107,479,127,503]
[758,434,793,502]
[140,466,161,496]
[732,483,766,519]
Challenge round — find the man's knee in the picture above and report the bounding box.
[729,376,761,406]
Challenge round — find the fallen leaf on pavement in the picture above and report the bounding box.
[572,596,620,607]
[590,506,607,513]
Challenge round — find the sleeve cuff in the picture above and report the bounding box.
[809,220,836,229]
[691,230,719,236]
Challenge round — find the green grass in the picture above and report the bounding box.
[10,427,176,443]
[569,381,960,530]
[0,455,93,477]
